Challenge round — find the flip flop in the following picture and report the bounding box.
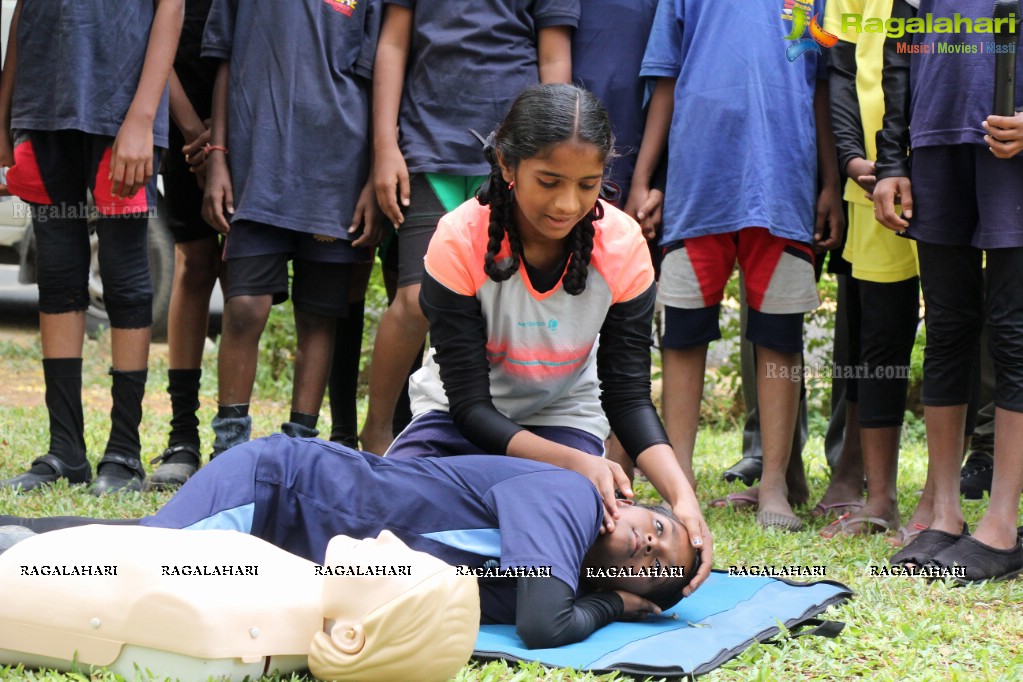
[757,510,804,532]
[890,524,969,568]
[708,491,758,511]
[810,500,864,519]
[886,522,929,548]
[820,513,894,539]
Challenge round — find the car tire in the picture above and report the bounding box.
[85,198,175,341]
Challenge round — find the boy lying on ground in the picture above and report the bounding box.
[0,434,700,648]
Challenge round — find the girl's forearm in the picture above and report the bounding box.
[125,0,184,126]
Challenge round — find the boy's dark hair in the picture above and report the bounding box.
[475,83,615,295]
[638,504,700,611]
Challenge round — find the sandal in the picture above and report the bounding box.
[810,499,864,519]
[927,535,1023,584]
[887,522,929,548]
[757,510,804,532]
[147,443,201,491]
[820,513,894,539]
[890,523,969,568]
[708,491,759,511]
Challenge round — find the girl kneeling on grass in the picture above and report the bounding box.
[383,83,711,592]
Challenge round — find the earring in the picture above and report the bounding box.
[508,181,515,190]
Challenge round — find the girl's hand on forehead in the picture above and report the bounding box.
[568,455,633,534]
[669,499,713,597]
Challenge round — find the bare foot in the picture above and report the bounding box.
[819,502,899,539]
[708,486,806,509]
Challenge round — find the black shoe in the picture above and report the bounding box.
[927,535,1023,584]
[0,525,37,556]
[147,443,201,491]
[0,454,92,492]
[960,451,993,500]
[722,456,762,486]
[89,453,146,495]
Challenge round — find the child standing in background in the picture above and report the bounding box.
[201,0,381,455]
[874,0,1023,580]
[148,0,222,489]
[631,0,844,530]
[360,0,579,454]
[0,0,183,494]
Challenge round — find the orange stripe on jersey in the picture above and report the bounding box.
[423,200,498,296]
[485,340,593,380]
[587,201,654,304]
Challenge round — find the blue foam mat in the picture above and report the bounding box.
[474,570,853,677]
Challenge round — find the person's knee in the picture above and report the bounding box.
[223,296,271,339]
[175,241,220,292]
[391,285,429,330]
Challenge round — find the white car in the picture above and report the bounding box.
[0,0,220,339]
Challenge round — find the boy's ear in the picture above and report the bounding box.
[615,498,634,508]
[496,150,515,184]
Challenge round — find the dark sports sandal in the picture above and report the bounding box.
[722,456,762,486]
[890,525,968,568]
[0,454,92,492]
[90,453,146,496]
[927,535,1023,584]
[147,443,201,491]
[959,451,993,500]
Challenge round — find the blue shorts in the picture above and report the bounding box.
[907,144,1023,249]
[384,410,605,459]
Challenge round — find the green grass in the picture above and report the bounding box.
[1,335,1022,682]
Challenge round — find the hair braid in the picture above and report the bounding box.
[482,171,520,282]
[562,202,600,296]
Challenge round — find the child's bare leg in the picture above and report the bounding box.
[755,347,803,519]
[40,312,86,358]
[110,327,151,372]
[922,404,968,535]
[822,424,900,537]
[167,237,220,370]
[972,407,1023,549]
[291,307,337,418]
[217,294,272,406]
[360,283,429,453]
[813,401,864,515]
[660,345,707,490]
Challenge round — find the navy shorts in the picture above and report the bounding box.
[907,144,1023,249]
[384,410,605,459]
[163,167,218,244]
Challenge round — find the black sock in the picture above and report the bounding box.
[102,368,147,478]
[329,298,365,445]
[33,358,87,474]
[289,410,319,430]
[166,368,202,449]
[218,403,249,419]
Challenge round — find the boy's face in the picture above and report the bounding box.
[582,502,696,597]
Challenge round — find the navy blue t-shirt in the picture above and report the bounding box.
[909,0,1023,149]
[248,437,603,622]
[388,0,581,175]
[202,0,381,237]
[11,0,170,147]
[572,0,659,206]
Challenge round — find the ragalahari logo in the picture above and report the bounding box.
[782,0,838,61]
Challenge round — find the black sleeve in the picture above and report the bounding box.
[828,38,865,174]
[596,284,671,462]
[515,577,624,649]
[874,0,915,180]
[419,273,524,454]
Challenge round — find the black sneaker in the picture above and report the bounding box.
[960,451,993,500]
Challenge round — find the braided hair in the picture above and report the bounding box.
[475,84,615,296]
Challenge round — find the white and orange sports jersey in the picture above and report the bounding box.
[409,198,655,442]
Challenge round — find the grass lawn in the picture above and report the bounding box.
[0,333,1021,682]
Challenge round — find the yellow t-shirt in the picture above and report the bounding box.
[825,0,918,283]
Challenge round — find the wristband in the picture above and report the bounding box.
[203,144,229,156]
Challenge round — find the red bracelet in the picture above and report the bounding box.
[203,144,229,156]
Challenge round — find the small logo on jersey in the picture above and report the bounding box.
[782,0,837,61]
[323,0,357,17]
[547,319,559,331]
[313,234,338,243]
[516,319,559,332]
